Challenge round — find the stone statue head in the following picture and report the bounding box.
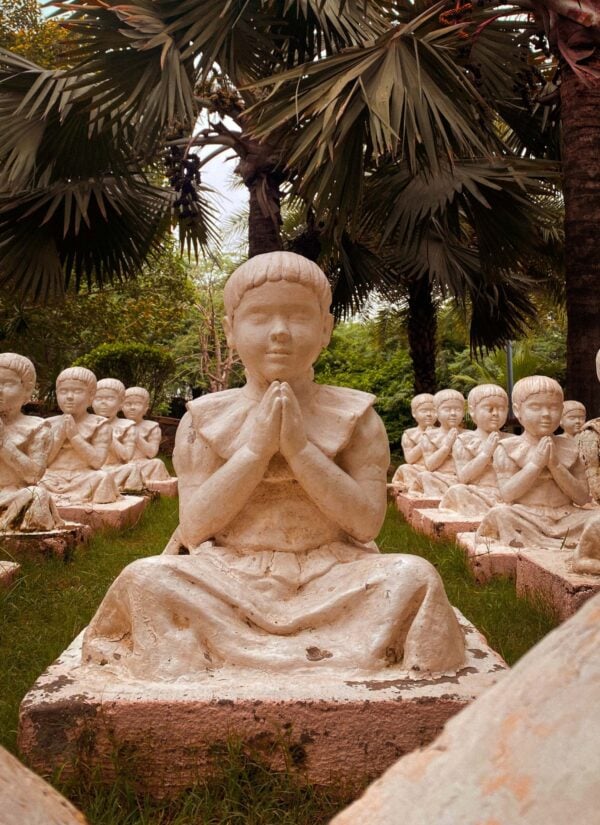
[123,387,150,422]
[467,384,508,432]
[560,400,586,437]
[433,389,464,429]
[222,252,335,384]
[0,352,36,414]
[93,378,126,420]
[410,393,436,427]
[512,375,563,436]
[56,367,97,416]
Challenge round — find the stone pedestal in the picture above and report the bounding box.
[0,523,91,560]
[455,532,518,584]
[0,560,20,587]
[396,494,440,524]
[412,508,481,540]
[56,496,148,532]
[19,613,506,799]
[144,478,178,498]
[517,547,600,620]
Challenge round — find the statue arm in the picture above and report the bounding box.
[70,419,111,469]
[174,411,271,549]
[112,425,136,462]
[46,421,66,465]
[548,455,590,505]
[136,424,161,459]
[0,425,50,484]
[454,438,490,484]
[423,433,453,472]
[578,429,600,501]
[287,407,388,544]
[495,444,543,502]
[401,430,422,465]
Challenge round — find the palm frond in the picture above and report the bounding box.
[0,176,170,300]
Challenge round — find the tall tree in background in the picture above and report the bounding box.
[0,1,569,394]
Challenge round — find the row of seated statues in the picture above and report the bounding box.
[392,377,600,574]
[0,354,170,534]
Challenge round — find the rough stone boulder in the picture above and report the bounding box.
[332,593,600,825]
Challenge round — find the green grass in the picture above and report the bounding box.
[0,498,558,824]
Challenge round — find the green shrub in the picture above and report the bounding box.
[74,342,176,411]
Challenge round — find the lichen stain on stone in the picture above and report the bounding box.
[38,673,76,695]
[345,666,479,691]
[305,646,333,661]
[468,647,488,659]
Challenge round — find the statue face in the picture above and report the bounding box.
[514,391,562,436]
[0,367,29,416]
[561,409,585,436]
[122,396,148,422]
[414,403,436,427]
[56,379,93,417]
[224,281,333,384]
[437,400,464,429]
[471,397,508,433]
[93,389,122,419]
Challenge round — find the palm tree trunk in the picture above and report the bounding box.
[247,174,282,257]
[561,56,600,416]
[407,276,437,394]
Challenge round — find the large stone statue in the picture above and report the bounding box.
[409,389,465,497]
[122,387,171,484]
[476,376,591,550]
[92,378,144,492]
[41,368,119,505]
[0,353,63,532]
[439,384,508,517]
[560,399,586,439]
[82,251,465,678]
[391,394,436,492]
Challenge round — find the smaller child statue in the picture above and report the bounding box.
[476,376,591,550]
[391,394,436,492]
[0,353,64,532]
[440,384,508,518]
[41,367,119,505]
[121,387,171,484]
[92,378,144,492]
[410,389,465,497]
[559,400,586,439]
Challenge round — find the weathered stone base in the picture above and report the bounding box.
[517,547,600,620]
[18,613,506,799]
[412,509,481,540]
[144,478,178,497]
[56,496,148,532]
[396,493,440,524]
[0,523,91,560]
[455,532,518,584]
[0,560,20,587]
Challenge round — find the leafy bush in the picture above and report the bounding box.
[74,342,176,411]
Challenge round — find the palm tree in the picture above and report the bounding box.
[0,1,561,391]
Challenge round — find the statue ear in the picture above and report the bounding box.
[321,313,334,348]
[222,316,234,349]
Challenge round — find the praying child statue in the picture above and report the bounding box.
[391,394,436,492]
[0,353,64,532]
[410,389,465,497]
[476,376,591,550]
[560,400,586,439]
[440,384,508,518]
[82,252,465,679]
[41,367,119,505]
[92,378,144,492]
[121,387,171,484]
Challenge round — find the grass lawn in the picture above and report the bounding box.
[0,498,558,824]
